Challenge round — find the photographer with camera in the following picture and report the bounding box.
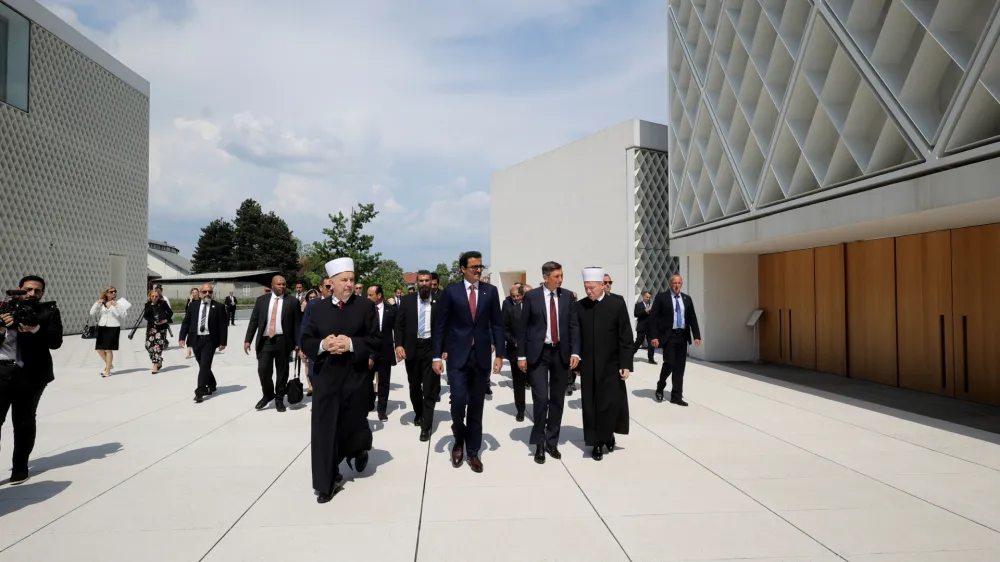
[0,275,63,485]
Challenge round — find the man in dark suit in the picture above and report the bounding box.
[651,275,701,406]
[0,275,63,485]
[366,284,397,420]
[224,292,238,325]
[633,291,656,364]
[432,251,504,473]
[502,284,527,421]
[517,261,580,464]
[244,275,301,412]
[179,283,228,403]
[394,270,441,441]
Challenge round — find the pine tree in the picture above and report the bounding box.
[232,199,265,271]
[190,219,236,274]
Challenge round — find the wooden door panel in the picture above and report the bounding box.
[758,253,785,363]
[784,249,816,370]
[846,239,898,385]
[951,223,1000,406]
[815,244,847,376]
[896,231,954,395]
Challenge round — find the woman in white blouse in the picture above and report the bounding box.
[90,286,127,377]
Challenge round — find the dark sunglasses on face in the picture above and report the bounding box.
[604,281,612,285]
[201,290,213,294]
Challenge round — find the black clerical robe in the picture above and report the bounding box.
[301,294,381,495]
[576,295,634,447]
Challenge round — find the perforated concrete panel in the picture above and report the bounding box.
[0,24,149,334]
[633,148,679,296]
[668,0,1000,234]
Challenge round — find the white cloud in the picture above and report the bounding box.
[41,0,666,266]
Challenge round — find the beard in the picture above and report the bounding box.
[201,294,213,302]
[418,286,432,299]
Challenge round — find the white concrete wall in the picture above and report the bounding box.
[490,120,640,300]
[680,253,758,362]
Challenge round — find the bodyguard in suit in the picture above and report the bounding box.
[516,262,580,464]
[224,292,238,325]
[179,283,228,403]
[502,284,527,421]
[244,275,301,412]
[432,251,504,473]
[0,275,63,485]
[633,291,656,364]
[651,275,701,406]
[366,284,397,421]
[394,271,440,441]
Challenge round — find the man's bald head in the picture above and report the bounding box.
[199,283,214,301]
[271,275,287,296]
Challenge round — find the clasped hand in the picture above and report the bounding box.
[322,334,351,355]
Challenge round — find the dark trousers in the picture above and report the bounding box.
[0,365,47,473]
[193,336,218,396]
[506,353,526,413]
[227,307,236,325]
[449,356,488,456]
[528,346,569,447]
[657,330,688,400]
[407,339,439,432]
[257,335,290,399]
[371,358,392,413]
[635,330,655,362]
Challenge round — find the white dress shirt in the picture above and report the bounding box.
[418,297,432,339]
[90,301,126,327]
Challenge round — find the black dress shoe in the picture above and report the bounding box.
[606,440,616,453]
[9,470,29,485]
[378,411,388,422]
[545,445,562,460]
[353,450,369,473]
[534,445,546,464]
[485,387,492,395]
[515,411,525,422]
[671,398,689,407]
[208,386,217,395]
[592,446,603,461]
[255,396,273,410]
[194,395,204,403]
[275,397,286,412]
[649,359,657,365]
[317,492,333,504]
[654,391,664,402]
[419,430,430,442]
[413,415,423,426]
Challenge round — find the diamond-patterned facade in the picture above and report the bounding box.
[0,24,149,334]
[633,148,679,297]
[668,0,1000,234]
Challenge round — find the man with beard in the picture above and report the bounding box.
[179,283,228,403]
[394,271,441,441]
[301,258,381,503]
[576,267,633,461]
[502,284,527,421]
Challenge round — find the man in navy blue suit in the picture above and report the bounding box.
[432,250,504,473]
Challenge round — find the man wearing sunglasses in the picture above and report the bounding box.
[179,283,228,403]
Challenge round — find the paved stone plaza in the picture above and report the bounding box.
[2,323,1000,561]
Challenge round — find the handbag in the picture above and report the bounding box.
[81,313,98,339]
[286,353,304,404]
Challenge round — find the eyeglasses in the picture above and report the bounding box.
[201,290,213,294]
[603,281,612,285]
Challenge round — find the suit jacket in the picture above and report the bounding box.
[371,301,397,364]
[516,287,580,365]
[501,299,524,358]
[224,295,238,309]
[298,298,320,348]
[432,280,504,371]
[634,300,652,332]
[179,299,229,347]
[245,293,301,355]
[18,303,63,385]
[394,292,440,358]
[651,290,701,345]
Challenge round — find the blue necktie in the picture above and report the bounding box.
[674,295,682,330]
[418,301,426,338]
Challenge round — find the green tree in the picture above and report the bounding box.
[364,259,405,296]
[232,199,265,270]
[305,203,382,283]
[257,212,301,280]
[190,219,236,274]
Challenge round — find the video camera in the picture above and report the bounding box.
[0,289,54,330]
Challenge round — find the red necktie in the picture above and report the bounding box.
[549,292,559,344]
[337,301,343,309]
[469,285,477,320]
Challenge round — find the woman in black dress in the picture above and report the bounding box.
[91,286,126,377]
[143,290,172,373]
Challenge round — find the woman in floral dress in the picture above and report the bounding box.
[143,290,172,373]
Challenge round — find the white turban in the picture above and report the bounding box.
[581,267,604,282]
[325,257,355,278]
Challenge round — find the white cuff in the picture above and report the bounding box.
[517,357,526,362]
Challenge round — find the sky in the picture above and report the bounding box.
[42,0,668,271]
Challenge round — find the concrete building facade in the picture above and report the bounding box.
[490,119,677,309]
[147,240,192,279]
[0,0,149,334]
[668,0,1000,405]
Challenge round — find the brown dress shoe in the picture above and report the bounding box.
[468,456,483,473]
[451,443,464,468]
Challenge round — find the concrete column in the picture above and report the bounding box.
[678,253,758,362]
